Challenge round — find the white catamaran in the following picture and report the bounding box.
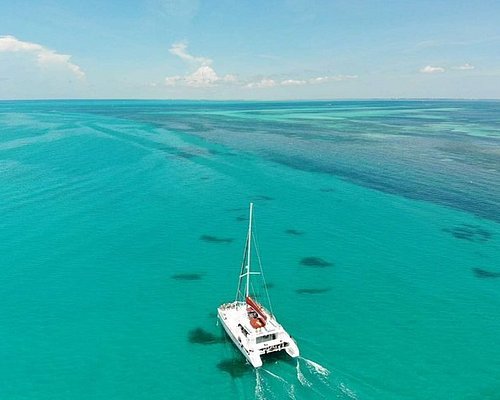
[217,203,300,368]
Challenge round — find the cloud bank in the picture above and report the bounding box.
[420,65,445,74]
[169,42,212,66]
[164,42,358,89]
[420,63,476,74]
[166,42,235,87]
[453,63,475,70]
[0,35,85,79]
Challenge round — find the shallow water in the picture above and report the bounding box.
[0,100,499,399]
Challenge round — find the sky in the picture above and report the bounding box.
[1,0,499,100]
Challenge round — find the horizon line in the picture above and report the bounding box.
[1,97,500,102]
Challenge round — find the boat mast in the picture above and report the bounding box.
[245,202,253,298]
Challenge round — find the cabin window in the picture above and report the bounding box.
[256,334,276,343]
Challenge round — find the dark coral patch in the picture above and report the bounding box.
[442,224,492,243]
[171,273,203,281]
[217,358,251,378]
[300,257,333,267]
[188,328,224,345]
[236,215,248,222]
[254,195,274,201]
[472,268,500,279]
[320,188,336,193]
[200,235,233,243]
[176,151,196,159]
[263,282,275,289]
[296,288,332,294]
[285,229,304,236]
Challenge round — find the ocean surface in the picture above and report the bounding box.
[0,100,499,399]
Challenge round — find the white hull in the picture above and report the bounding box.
[218,301,299,368]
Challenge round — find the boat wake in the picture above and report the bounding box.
[300,357,330,383]
[339,382,358,400]
[295,359,312,387]
[254,369,270,400]
[301,357,359,399]
[253,358,358,400]
[263,368,296,399]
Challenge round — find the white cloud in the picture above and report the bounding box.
[166,42,229,87]
[308,75,358,84]
[164,75,182,86]
[309,76,329,84]
[420,65,445,74]
[185,65,219,87]
[246,79,277,89]
[164,67,237,88]
[453,63,475,70]
[0,35,85,79]
[164,41,358,91]
[0,35,43,52]
[222,74,237,83]
[281,79,306,86]
[169,42,212,66]
[333,74,358,81]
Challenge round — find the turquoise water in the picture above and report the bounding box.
[0,100,499,399]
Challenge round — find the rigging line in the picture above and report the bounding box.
[235,230,250,301]
[252,218,274,316]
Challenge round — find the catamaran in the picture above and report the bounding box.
[217,203,300,368]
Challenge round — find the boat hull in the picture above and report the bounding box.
[218,311,263,368]
[217,304,299,368]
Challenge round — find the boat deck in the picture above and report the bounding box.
[218,301,280,336]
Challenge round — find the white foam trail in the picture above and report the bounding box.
[296,360,312,387]
[263,369,287,383]
[301,357,330,379]
[263,369,296,400]
[339,382,358,399]
[255,369,266,400]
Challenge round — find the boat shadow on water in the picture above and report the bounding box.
[260,349,297,366]
[188,327,225,345]
[216,350,295,379]
[217,357,253,378]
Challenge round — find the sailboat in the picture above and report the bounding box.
[217,203,300,368]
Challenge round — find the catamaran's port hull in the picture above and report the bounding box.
[218,312,263,368]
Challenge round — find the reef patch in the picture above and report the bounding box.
[296,288,332,294]
[300,257,333,267]
[285,229,304,236]
[171,273,203,281]
[200,235,233,243]
[442,224,492,243]
[472,267,500,279]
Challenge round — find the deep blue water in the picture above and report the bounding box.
[1,100,499,399]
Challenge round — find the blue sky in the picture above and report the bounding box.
[1,0,499,99]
